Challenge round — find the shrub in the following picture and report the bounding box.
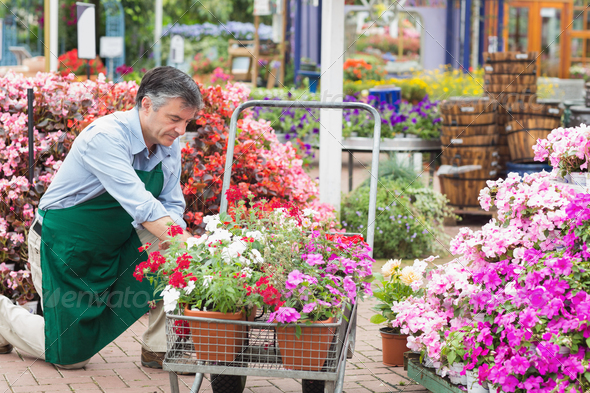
[340,163,454,259]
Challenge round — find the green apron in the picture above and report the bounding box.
[39,162,164,365]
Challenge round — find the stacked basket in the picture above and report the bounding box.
[483,51,538,167]
[504,101,563,163]
[439,97,499,208]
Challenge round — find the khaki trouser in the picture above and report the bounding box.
[0,216,167,368]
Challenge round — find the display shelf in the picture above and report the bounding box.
[407,359,465,393]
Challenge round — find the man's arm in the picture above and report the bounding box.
[142,216,192,245]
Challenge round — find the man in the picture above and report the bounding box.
[0,66,201,369]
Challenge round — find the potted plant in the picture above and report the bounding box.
[533,124,590,186]
[135,190,374,368]
[370,258,429,366]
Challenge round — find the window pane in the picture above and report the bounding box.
[574,10,584,30]
[572,37,584,57]
[508,7,529,52]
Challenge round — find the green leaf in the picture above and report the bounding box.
[447,352,456,365]
[370,315,388,324]
[585,372,590,383]
[295,325,302,339]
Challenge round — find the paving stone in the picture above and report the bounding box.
[358,380,399,392]
[70,382,103,391]
[268,378,301,392]
[6,370,39,387]
[12,383,72,392]
[94,375,128,389]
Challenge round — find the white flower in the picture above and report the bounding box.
[381,259,401,277]
[400,266,422,287]
[203,215,221,232]
[303,208,317,217]
[241,267,253,278]
[207,229,232,245]
[301,217,312,228]
[187,234,208,249]
[245,230,264,241]
[202,275,214,288]
[221,241,248,262]
[250,249,264,264]
[184,280,196,295]
[239,255,251,266]
[161,285,181,313]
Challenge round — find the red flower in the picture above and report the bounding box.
[167,225,184,237]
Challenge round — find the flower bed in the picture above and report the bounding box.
[248,90,442,143]
[383,167,590,392]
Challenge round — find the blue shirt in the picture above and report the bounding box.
[38,107,187,229]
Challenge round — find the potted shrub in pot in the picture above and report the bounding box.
[370,258,428,366]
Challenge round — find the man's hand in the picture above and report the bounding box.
[158,231,192,250]
[142,216,192,249]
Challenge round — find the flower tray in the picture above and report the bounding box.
[407,358,464,393]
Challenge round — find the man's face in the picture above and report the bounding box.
[141,96,197,148]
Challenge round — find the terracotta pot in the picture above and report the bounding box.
[380,327,409,367]
[184,307,246,362]
[276,317,336,371]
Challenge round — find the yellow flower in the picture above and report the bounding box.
[400,266,421,286]
[381,259,401,277]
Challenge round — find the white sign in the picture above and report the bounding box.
[76,2,96,59]
[254,0,271,15]
[488,36,498,54]
[100,36,124,58]
[170,35,184,64]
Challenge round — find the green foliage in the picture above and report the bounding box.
[441,330,468,366]
[341,162,454,259]
[371,268,421,329]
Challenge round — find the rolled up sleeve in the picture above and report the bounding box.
[157,157,187,229]
[81,132,170,227]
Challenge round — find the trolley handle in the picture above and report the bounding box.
[219,100,382,254]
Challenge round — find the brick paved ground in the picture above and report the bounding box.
[0,296,429,393]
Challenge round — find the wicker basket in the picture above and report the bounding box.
[505,119,556,162]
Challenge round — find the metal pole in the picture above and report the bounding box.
[445,0,454,65]
[497,0,504,52]
[154,0,163,67]
[27,88,34,185]
[463,0,471,71]
[294,0,302,86]
[478,0,485,65]
[220,100,381,255]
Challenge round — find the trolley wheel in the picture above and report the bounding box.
[210,374,247,393]
[302,379,325,393]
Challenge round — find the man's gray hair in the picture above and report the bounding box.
[136,66,203,111]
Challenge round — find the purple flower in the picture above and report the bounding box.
[305,253,324,266]
[302,302,316,314]
[268,307,301,323]
[285,270,305,290]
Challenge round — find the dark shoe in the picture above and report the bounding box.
[141,347,194,375]
[0,344,13,354]
[141,347,165,369]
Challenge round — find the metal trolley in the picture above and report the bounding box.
[165,101,382,393]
